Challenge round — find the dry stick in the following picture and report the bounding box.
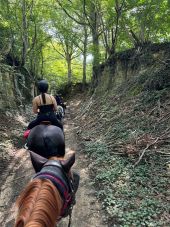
[134,137,159,167]
[158,99,162,117]
[157,58,170,65]
[157,112,170,124]
[148,106,157,116]
[156,150,170,156]
[160,128,170,138]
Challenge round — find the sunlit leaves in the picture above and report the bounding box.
[0,0,169,87]
[123,0,170,44]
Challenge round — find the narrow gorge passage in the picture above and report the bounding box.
[0,99,106,227]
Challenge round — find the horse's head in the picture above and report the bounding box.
[14,152,79,227]
[27,125,65,158]
[29,150,75,173]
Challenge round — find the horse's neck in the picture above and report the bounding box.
[15,179,63,227]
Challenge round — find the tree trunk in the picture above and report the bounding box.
[67,55,72,85]
[82,25,87,90]
[92,31,100,88]
[90,3,100,89]
[21,0,28,66]
[41,47,44,77]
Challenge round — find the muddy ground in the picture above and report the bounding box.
[0,99,107,227]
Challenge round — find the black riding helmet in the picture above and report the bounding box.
[37,80,48,93]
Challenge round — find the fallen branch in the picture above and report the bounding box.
[156,112,170,124]
[134,137,159,167]
[157,58,170,65]
[156,150,170,155]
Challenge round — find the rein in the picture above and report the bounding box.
[68,209,73,227]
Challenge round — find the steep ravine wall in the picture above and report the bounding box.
[76,43,170,227]
[97,43,170,93]
[0,63,33,111]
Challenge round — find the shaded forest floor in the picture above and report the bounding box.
[0,100,106,227]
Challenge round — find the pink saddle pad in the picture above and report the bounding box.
[24,129,30,138]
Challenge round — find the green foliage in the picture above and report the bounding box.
[0,0,170,88]
[84,141,170,226]
[122,0,170,44]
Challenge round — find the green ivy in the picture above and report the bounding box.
[84,142,170,226]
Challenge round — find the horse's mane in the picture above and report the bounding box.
[15,179,63,227]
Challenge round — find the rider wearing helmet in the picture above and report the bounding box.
[27,80,63,130]
[55,94,66,114]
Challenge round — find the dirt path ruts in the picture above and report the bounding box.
[0,100,106,227]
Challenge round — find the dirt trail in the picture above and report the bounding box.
[0,100,106,227]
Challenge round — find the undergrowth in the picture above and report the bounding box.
[79,89,170,226]
[80,88,170,226]
[84,141,170,227]
[76,54,170,226]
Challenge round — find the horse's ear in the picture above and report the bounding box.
[61,153,75,173]
[29,151,48,173]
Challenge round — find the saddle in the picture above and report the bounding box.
[40,120,52,125]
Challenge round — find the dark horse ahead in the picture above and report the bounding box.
[14,125,79,227]
[27,124,65,163]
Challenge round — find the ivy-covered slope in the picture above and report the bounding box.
[75,43,170,227]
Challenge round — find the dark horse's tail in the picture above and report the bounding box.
[27,125,65,158]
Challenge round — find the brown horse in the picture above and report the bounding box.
[15,125,79,227]
[14,152,77,227]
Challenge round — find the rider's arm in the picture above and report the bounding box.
[32,97,39,114]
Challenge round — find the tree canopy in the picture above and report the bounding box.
[0,0,169,90]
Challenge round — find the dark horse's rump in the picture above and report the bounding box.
[27,125,65,159]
